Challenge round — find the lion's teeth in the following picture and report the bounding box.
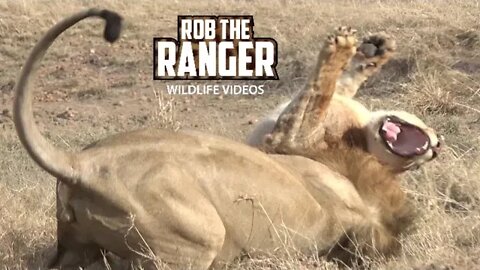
[387,141,394,148]
[422,141,429,150]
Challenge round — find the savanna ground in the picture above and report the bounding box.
[0,0,479,269]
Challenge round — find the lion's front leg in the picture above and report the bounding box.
[265,26,358,155]
[336,33,396,97]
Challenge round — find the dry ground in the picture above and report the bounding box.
[0,0,479,269]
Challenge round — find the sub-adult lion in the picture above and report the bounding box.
[248,27,443,261]
[15,9,401,269]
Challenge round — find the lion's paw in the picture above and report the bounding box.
[324,26,358,56]
[355,33,396,73]
[358,33,396,58]
[333,26,358,49]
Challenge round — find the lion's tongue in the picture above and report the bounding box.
[382,121,401,141]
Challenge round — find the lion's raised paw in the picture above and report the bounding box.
[358,33,396,58]
[325,26,358,54]
[352,32,396,75]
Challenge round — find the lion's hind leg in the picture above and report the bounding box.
[265,26,358,155]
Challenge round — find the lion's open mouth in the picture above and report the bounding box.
[379,116,431,157]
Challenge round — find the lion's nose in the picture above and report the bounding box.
[431,135,444,159]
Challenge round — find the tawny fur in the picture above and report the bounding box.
[13,9,406,269]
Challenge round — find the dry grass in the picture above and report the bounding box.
[0,0,479,269]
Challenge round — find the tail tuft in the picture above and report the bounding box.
[99,9,122,43]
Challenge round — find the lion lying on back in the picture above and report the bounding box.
[248,27,442,260]
[248,31,441,171]
[14,9,441,269]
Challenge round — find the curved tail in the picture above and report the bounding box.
[13,9,122,183]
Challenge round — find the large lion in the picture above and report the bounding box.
[14,8,440,269]
[247,27,443,264]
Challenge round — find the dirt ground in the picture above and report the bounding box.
[0,0,479,269]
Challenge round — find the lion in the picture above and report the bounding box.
[247,27,443,262]
[14,9,408,269]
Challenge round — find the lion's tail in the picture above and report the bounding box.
[13,9,122,183]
